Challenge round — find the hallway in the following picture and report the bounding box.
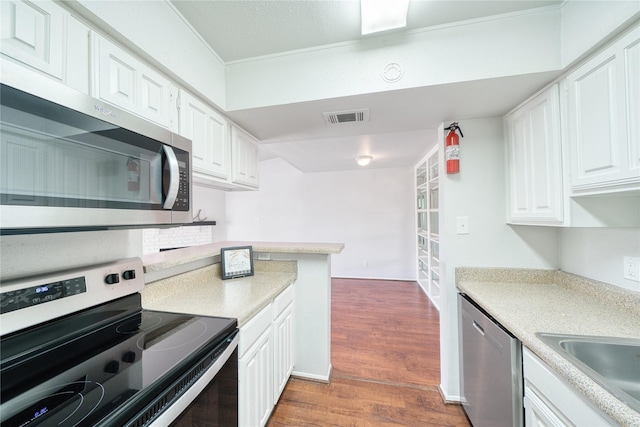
[268,278,470,426]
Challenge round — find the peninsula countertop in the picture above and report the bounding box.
[456,267,640,426]
[141,241,339,381]
[141,261,297,327]
[143,241,345,273]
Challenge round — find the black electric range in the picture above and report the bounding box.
[0,259,237,427]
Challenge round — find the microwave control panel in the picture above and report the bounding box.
[175,150,190,212]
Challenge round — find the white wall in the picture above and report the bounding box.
[226,8,561,111]
[141,184,228,253]
[194,185,228,242]
[558,228,640,292]
[560,1,640,67]
[437,118,559,401]
[225,158,416,280]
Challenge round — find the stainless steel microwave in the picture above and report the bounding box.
[0,72,192,234]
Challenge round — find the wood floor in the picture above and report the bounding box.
[267,278,470,426]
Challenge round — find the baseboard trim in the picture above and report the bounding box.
[332,275,416,282]
[439,384,463,405]
[291,364,333,383]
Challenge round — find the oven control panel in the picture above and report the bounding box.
[0,277,87,314]
[0,257,145,336]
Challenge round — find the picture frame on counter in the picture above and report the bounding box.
[221,245,254,279]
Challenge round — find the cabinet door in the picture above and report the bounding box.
[566,25,640,194]
[523,385,568,427]
[239,327,274,427]
[506,84,563,224]
[231,126,259,188]
[93,35,176,129]
[0,0,66,79]
[522,348,615,426]
[180,91,229,180]
[273,302,294,403]
[139,71,178,130]
[66,16,91,94]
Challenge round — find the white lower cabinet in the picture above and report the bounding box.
[239,304,274,427]
[239,285,295,427]
[524,385,569,427]
[272,285,295,403]
[523,347,615,426]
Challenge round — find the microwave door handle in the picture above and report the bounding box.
[162,145,179,209]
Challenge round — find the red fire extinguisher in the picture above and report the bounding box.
[445,122,463,174]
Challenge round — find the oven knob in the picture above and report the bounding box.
[105,273,120,285]
[122,269,136,280]
[105,360,120,374]
[122,351,136,363]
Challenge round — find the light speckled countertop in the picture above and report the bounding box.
[141,261,297,327]
[143,241,345,272]
[457,267,640,426]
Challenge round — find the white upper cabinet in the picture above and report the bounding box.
[565,24,640,195]
[179,91,230,181]
[0,0,66,79]
[179,93,261,191]
[92,34,178,130]
[505,84,564,224]
[231,126,260,188]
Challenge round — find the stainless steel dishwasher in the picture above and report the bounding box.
[458,293,523,427]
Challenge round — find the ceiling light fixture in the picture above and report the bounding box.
[361,0,410,35]
[356,155,373,166]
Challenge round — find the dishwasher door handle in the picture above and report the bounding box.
[472,320,485,336]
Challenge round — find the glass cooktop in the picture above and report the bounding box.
[0,294,237,427]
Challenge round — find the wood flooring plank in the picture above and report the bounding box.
[267,279,470,427]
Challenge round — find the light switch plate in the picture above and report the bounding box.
[456,216,469,235]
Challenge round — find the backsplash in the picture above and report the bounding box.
[143,226,215,254]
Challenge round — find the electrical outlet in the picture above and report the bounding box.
[623,256,640,282]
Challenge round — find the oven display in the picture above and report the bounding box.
[0,277,87,314]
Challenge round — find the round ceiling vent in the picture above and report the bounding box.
[382,62,403,83]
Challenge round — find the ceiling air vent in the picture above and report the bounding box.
[323,109,370,125]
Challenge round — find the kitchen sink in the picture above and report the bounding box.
[536,333,640,413]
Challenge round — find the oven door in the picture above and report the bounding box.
[151,333,239,427]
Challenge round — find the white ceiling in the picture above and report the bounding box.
[170,0,564,172]
[171,0,562,62]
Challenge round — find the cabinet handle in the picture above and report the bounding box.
[472,320,485,336]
